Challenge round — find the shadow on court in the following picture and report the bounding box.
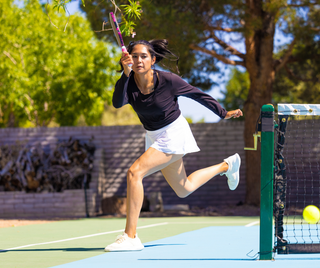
[0,244,185,253]
[144,244,185,248]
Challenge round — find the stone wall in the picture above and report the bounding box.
[0,189,96,218]
[0,120,246,218]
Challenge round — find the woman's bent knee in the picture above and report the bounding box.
[175,189,191,198]
[127,166,143,184]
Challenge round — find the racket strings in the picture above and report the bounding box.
[110,14,123,48]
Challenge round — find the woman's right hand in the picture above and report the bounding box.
[225,109,243,119]
[121,52,133,77]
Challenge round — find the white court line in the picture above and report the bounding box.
[167,221,260,226]
[169,221,254,224]
[1,222,168,252]
[245,221,260,227]
[168,222,224,224]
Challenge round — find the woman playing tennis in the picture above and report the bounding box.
[105,39,243,252]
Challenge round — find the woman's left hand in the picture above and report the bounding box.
[225,109,243,119]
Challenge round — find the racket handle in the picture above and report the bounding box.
[121,46,132,68]
[121,46,127,53]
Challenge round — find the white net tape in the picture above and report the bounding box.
[278,104,320,115]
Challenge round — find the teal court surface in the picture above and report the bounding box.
[1,216,320,268]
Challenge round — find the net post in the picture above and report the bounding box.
[259,104,274,260]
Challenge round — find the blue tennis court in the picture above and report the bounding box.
[1,216,320,268]
[52,226,320,268]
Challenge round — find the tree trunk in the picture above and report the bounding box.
[244,1,275,205]
[7,110,15,128]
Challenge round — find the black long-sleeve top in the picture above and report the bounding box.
[113,70,227,131]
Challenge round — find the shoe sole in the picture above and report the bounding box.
[227,153,240,190]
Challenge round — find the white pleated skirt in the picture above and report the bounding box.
[145,114,200,155]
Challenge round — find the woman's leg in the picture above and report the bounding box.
[161,158,229,198]
[124,147,183,238]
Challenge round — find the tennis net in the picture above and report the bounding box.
[274,104,320,254]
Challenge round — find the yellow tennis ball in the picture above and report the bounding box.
[303,205,320,224]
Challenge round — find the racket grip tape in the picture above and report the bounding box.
[122,46,132,67]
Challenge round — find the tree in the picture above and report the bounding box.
[223,40,320,114]
[219,68,249,118]
[273,41,320,105]
[81,0,320,205]
[102,104,141,126]
[0,0,120,127]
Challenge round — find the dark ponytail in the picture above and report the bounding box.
[118,39,180,73]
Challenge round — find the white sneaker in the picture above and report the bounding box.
[220,153,241,190]
[104,233,144,252]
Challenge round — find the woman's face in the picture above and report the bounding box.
[131,44,156,74]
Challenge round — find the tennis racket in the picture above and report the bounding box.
[109,12,132,67]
